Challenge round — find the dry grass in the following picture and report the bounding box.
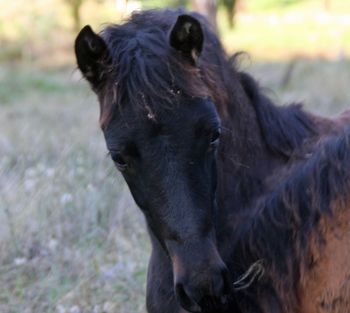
[0,66,148,313]
[0,58,350,313]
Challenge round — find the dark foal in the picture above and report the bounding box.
[75,8,350,313]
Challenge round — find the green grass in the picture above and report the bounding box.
[219,9,350,60]
[237,0,350,13]
[1,59,350,312]
[0,67,77,104]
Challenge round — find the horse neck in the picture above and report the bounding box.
[216,82,281,217]
[214,71,316,219]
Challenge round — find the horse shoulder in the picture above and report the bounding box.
[310,109,350,138]
[299,199,350,313]
[333,109,350,128]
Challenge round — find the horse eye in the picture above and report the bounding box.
[210,129,221,145]
[111,152,128,170]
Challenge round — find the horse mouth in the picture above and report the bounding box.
[170,243,232,312]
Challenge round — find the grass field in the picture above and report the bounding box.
[0,66,148,313]
[1,57,350,313]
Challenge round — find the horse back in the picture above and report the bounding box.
[311,108,350,138]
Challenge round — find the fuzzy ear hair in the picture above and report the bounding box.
[74,25,109,88]
[169,14,204,64]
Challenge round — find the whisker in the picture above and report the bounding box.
[220,126,246,141]
[221,126,233,134]
[218,152,250,169]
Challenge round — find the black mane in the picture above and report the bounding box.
[238,72,316,158]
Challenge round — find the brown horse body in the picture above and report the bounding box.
[74,8,350,313]
[297,112,350,313]
[300,198,350,313]
[273,115,350,313]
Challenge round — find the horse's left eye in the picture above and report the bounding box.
[111,152,128,170]
[210,129,221,146]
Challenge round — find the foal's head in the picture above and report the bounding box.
[75,11,231,312]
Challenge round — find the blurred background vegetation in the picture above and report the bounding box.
[1,0,350,64]
[1,1,350,313]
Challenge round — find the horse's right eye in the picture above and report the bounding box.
[210,128,221,146]
[111,153,128,170]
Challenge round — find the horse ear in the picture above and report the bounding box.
[74,25,109,88]
[169,14,203,64]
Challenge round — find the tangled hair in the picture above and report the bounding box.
[97,9,220,129]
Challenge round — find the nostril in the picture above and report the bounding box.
[175,283,202,313]
[221,267,232,295]
[220,294,228,305]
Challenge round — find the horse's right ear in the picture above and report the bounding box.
[74,25,109,88]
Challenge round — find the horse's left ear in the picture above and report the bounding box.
[169,14,203,64]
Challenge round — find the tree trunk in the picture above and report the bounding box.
[72,2,82,33]
[65,0,84,33]
[223,0,239,29]
[192,0,218,33]
[228,2,234,28]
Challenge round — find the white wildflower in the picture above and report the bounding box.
[14,257,27,266]
[60,193,73,205]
